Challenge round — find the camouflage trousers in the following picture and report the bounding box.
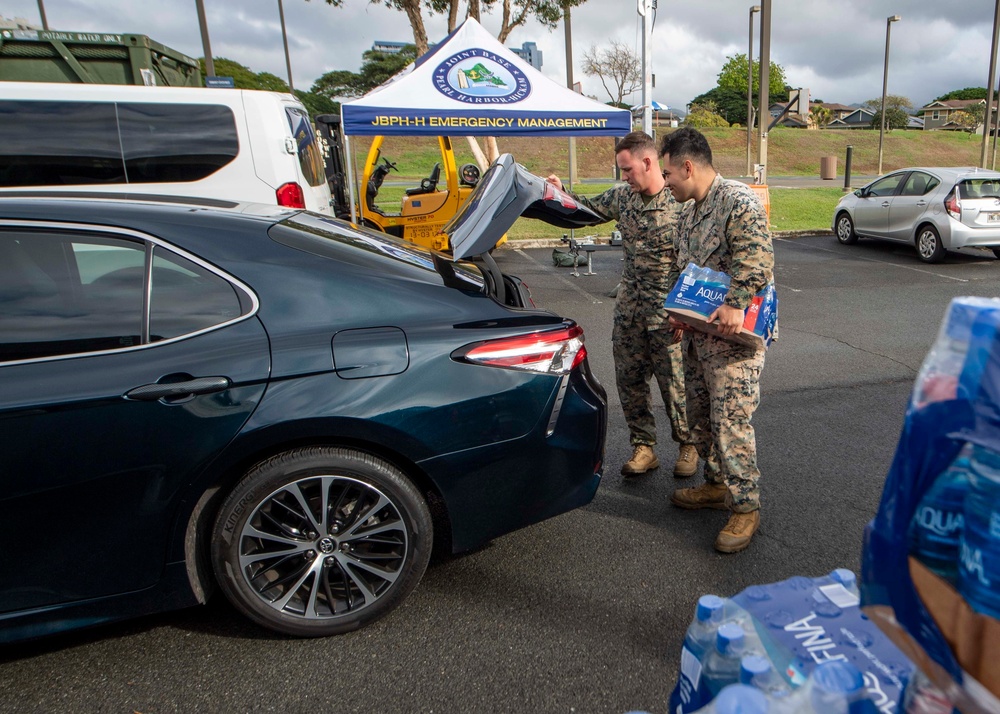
[683,330,766,513]
[612,312,691,448]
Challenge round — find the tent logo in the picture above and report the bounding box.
[433,49,531,104]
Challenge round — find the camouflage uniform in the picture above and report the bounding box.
[666,175,773,513]
[575,184,691,448]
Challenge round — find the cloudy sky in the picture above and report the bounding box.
[2,0,997,111]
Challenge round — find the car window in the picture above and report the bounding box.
[959,179,1000,200]
[0,100,126,187]
[149,248,243,341]
[0,232,145,362]
[867,174,905,197]
[285,107,326,188]
[900,172,939,197]
[118,103,239,184]
[0,229,251,363]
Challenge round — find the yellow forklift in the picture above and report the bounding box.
[316,116,496,252]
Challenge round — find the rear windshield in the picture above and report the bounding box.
[285,108,326,188]
[958,178,1000,200]
[0,100,238,188]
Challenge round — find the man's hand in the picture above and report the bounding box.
[545,174,564,191]
[667,315,688,343]
[707,304,744,336]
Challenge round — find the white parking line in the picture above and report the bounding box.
[514,249,604,304]
[774,237,970,283]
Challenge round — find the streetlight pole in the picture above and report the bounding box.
[278,0,294,92]
[36,0,49,30]
[877,15,901,176]
[746,5,760,178]
[983,0,1000,168]
[756,0,771,185]
[195,0,215,79]
[639,0,653,136]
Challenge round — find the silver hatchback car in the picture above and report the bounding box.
[832,167,1000,263]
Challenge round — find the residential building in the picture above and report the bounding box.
[509,41,543,70]
[917,98,995,131]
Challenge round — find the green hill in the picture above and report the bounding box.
[352,127,991,181]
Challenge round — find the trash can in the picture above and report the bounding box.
[749,184,770,225]
[820,156,837,180]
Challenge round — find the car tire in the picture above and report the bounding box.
[991,248,1000,260]
[915,225,946,264]
[835,213,858,245]
[211,446,432,637]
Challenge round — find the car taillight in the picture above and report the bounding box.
[945,188,961,220]
[276,182,306,208]
[455,325,586,374]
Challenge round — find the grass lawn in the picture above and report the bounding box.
[372,183,840,240]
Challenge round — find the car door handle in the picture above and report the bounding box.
[916,201,927,207]
[125,376,231,401]
[881,201,891,208]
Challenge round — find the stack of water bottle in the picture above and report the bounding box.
[908,443,1000,624]
[668,569,916,714]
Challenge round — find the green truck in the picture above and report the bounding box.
[0,28,200,86]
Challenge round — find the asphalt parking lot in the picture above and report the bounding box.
[2,234,999,714]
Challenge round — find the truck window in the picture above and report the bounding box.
[0,100,125,187]
[118,103,239,183]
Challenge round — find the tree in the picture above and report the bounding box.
[935,87,988,102]
[716,54,787,99]
[199,57,290,91]
[295,90,339,117]
[862,94,913,115]
[809,104,833,129]
[582,41,640,108]
[311,45,418,99]
[684,102,729,128]
[688,87,747,126]
[950,104,987,135]
[868,107,910,131]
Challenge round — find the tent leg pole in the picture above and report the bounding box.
[345,133,357,223]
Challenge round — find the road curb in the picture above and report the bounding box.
[501,230,832,250]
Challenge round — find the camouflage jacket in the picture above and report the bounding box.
[666,175,773,310]
[574,183,682,330]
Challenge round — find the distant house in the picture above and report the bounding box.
[826,107,876,130]
[811,102,855,121]
[917,98,993,131]
[766,101,856,128]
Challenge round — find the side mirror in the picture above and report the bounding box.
[855,188,866,198]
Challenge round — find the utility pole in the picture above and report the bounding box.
[756,0,771,185]
[746,5,760,177]
[639,0,653,136]
[195,0,215,79]
[564,3,577,188]
[278,0,294,92]
[877,15,901,176]
[36,0,49,30]
[983,0,1000,168]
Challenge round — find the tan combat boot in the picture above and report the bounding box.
[715,510,761,554]
[673,444,699,478]
[670,482,729,510]
[621,445,659,476]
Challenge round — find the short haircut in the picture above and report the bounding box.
[659,127,713,167]
[615,131,656,156]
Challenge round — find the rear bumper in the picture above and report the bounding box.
[419,360,607,553]
[944,220,1000,250]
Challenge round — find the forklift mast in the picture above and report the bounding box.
[314,113,351,219]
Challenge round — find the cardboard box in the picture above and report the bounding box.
[666,307,769,350]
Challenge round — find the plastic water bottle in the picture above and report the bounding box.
[740,655,791,699]
[959,443,1000,619]
[909,451,971,584]
[701,623,751,698]
[693,684,769,714]
[677,595,727,710]
[902,670,954,714]
[806,660,873,714]
[829,569,860,599]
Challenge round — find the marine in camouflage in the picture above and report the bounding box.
[669,175,773,511]
[575,184,692,448]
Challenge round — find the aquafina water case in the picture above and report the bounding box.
[958,443,1000,619]
[909,450,971,584]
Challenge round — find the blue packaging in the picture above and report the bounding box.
[668,572,913,714]
[664,263,778,349]
[862,297,1000,711]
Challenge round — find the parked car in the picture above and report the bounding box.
[832,167,1000,263]
[0,155,608,642]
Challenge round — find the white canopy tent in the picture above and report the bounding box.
[339,19,632,220]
